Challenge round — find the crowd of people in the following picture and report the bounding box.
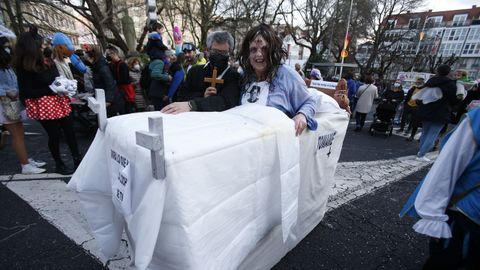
[2,21,479,172]
[0,23,319,175]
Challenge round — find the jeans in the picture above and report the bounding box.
[417,121,444,157]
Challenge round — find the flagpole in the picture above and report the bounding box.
[339,0,354,78]
[411,11,429,72]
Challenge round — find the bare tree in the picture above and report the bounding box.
[282,0,337,65]
[219,0,286,51]
[165,0,223,49]
[352,0,425,77]
[15,0,145,52]
[0,0,27,35]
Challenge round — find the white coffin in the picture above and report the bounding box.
[68,93,349,270]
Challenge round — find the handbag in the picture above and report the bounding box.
[119,83,136,103]
[115,62,136,103]
[1,97,22,121]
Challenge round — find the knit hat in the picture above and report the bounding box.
[52,33,75,51]
[0,25,15,39]
[310,68,322,80]
[149,32,162,40]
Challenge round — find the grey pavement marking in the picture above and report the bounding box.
[24,132,42,135]
[327,152,436,211]
[0,173,72,182]
[391,127,422,140]
[0,153,437,269]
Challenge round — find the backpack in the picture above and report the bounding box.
[140,61,151,90]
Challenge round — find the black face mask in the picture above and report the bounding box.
[105,55,112,62]
[209,53,229,71]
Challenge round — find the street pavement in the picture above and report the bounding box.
[0,114,436,269]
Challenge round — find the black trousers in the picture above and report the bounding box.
[423,210,480,270]
[355,112,367,128]
[38,114,80,162]
[151,96,169,111]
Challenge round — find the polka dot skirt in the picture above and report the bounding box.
[25,95,72,120]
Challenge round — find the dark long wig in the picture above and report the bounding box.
[12,26,45,72]
[238,23,288,83]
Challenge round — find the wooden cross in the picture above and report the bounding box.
[204,67,224,88]
[136,117,166,180]
[87,89,107,131]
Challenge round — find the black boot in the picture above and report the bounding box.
[55,160,74,175]
[73,155,83,169]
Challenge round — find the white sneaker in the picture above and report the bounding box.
[416,156,431,162]
[21,163,46,174]
[28,158,46,167]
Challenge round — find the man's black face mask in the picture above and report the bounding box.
[209,53,229,71]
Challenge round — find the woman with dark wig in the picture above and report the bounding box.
[238,23,317,136]
[13,27,81,175]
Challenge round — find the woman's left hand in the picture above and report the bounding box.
[293,113,307,136]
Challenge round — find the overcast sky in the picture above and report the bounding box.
[423,0,477,12]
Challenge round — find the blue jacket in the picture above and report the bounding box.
[0,68,18,96]
[400,108,480,225]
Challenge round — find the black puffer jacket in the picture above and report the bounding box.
[91,57,124,114]
[418,75,458,124]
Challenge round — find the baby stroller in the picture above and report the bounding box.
[71,93,98,137]
[369,99,396,137]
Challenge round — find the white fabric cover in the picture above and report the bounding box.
[412,87,443,104]
[68,95,348,270]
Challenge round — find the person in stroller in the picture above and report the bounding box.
[383,82,405,124]
[369,98,397,136]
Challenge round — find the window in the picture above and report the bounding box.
[387,20,396,30]
[440,43,463,56]
[409,18,420,29]
[452,14,467,26]
[463,43,480,55]
[472,58,480,67]
[444,28,468,41]
[467,27,480,41]
[427,16,443,27]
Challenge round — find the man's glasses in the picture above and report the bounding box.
[209,48,229,56]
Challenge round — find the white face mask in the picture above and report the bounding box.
[4,47,10,54]
[394,83,400,87]
[133,64,141,71]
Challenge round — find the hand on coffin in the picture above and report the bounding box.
[161,101,191,114]
[304,78,312,87]
[293,113,307,136]
[204,87,217,97]
[334,93,351,114]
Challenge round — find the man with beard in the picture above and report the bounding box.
[182,42,198,74]
[161,31,240,113]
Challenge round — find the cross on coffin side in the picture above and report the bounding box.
[87,89,107,131]
[136,117,166,180]
[204,67,224,88]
